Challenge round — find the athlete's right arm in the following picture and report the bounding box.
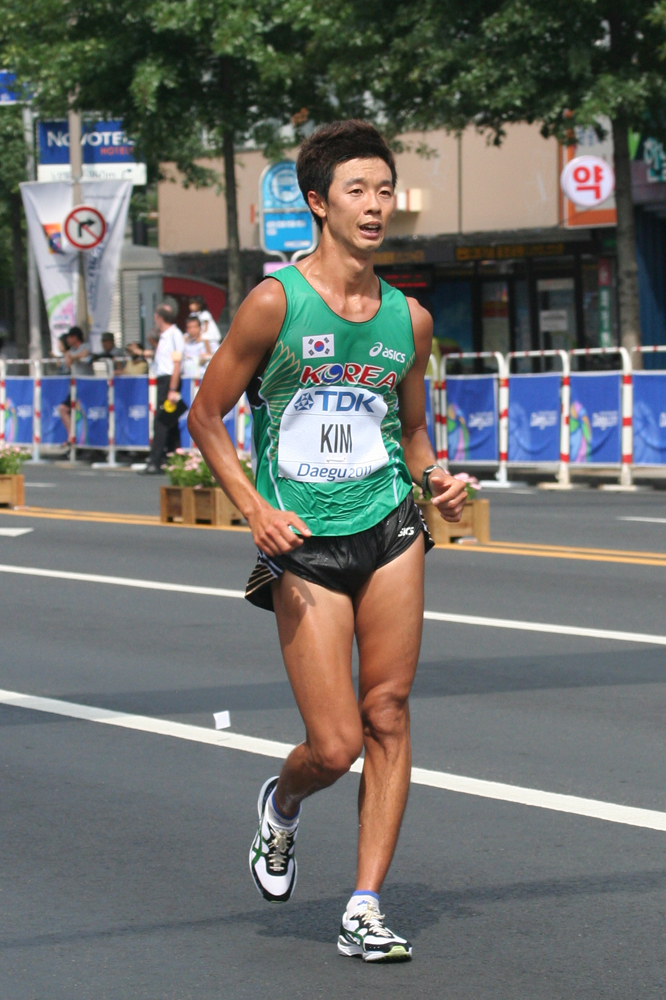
[187,280,311,555]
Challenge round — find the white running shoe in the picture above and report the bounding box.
[337,899,413,962]
[249,776,298,903]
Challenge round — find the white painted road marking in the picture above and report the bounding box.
[24,482,56,488]
[0,562,664,646]
[1,686,666,833]
[619,516,666,525]
[0,528,34,537]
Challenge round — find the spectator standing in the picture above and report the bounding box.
[188,295,221,353]
[182,315,212,378]
[123,342,149,375]
[141,304,185,474]
[58,327,92,438]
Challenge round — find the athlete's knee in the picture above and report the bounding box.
[310,729,363,779]
[360,686,410,742]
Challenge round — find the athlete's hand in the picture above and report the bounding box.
[429,470,467,522]
[248,505,312,556]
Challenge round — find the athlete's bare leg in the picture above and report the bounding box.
[353,536,424,892]
[270,535,424,892]
[271,572,362,817]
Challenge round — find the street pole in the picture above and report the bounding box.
[22,106,42,360]
[68,108,88,334]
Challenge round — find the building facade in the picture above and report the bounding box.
[157,122,666,363]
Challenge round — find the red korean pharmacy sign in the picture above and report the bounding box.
[560,155,615,208]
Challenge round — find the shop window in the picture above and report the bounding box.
[513,279,531,353]
[582,258,616,348]
[537,277,576,351]
[482,281,510,354]
[430,281,473,354]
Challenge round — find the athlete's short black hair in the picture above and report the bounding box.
[297,120,397,230]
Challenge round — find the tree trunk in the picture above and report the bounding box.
[10,192,28,356]
[223,130,244,320]
[611,116,641,365]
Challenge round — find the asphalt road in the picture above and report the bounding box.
[2,466,666,999]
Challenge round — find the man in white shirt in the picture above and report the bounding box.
[182,315,212,378]
[142,303,185,474]
[189,295,222,351]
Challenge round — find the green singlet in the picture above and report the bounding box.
[250,266,417,536]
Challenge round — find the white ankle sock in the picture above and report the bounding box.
[266,792,299,832]
[346,890,380,916]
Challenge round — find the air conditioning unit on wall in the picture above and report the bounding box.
[396,189,423,212]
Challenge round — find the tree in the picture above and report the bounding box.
[342,0,666,355]
[1,0,333,319]
[0,105,28,354]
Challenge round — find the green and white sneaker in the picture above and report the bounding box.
[337,899,413,962]
[249,776,298,904]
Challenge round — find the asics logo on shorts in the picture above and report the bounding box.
[398,526,415,538]
[369,341,406,363]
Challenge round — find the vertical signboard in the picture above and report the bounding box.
[260,161,314,255]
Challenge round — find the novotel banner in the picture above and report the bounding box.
[37,119,146,184]
[446,375,499,463]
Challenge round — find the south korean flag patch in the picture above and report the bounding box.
[303,334,334,359]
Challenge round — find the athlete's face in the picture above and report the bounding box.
[310,157,395,254]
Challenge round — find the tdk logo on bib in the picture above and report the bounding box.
[303,334,334,359]
[278,387,389,483]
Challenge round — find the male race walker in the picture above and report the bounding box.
[189,120,466,962]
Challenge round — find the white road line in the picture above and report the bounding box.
[618,516,666,525]
[0,563,244,599]
[2,686,665,833]
[0,528,33,537]
[423,610,666,646]
[0,562,664,646]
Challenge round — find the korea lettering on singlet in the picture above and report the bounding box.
[278,387,389,483]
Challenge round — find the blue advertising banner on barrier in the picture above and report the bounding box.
[114,377,149,448]
[508,374,561,463]
[4,378,34,444]
[178,379,194,448]
[424,377,435,451]
[41,377,69,444]
[446,376,498,462]
[633,373,666,464]
[570,373,621,464]
[75,379,108,446]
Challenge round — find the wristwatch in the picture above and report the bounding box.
[421,464,438,497]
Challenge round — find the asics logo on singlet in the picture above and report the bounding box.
[369,341,406,363]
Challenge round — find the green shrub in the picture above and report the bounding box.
[0,444,30,475]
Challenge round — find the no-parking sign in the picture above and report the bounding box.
[63,204,107,250]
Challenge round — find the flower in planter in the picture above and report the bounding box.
[0,444,31,476]
[452,472,480,500]
[164,449,256,489]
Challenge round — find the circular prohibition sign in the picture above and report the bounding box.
[63,204,107,250]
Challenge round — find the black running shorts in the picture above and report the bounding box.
[245,494,434,612]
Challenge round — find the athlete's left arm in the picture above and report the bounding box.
[398,299,467,523]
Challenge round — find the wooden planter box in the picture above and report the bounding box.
[417,497,489,545]
[160,485,243,526]
[0,474,25,508]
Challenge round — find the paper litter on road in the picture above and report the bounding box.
[214,711,231,730]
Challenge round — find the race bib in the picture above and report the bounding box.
[278,387,389,483]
